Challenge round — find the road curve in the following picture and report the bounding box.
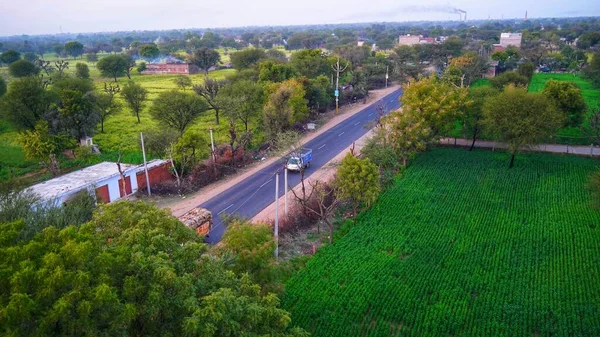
[203,88,403,243]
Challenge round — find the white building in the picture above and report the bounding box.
[398,34,421,46]
[28,160,170,206]
[499,33,522,48]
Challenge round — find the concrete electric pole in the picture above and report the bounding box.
[274,170,280,258]
[332,57,348,114]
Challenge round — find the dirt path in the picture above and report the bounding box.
[159,85,400,217]
[440,138,600,157]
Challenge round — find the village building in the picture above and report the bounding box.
[141,63,200,75]
[398,34,421,46]
[28,159,172,206]
[499,32,522,48]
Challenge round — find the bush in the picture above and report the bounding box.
[8,59,40,77]
[86,53,98,62]
[75,62,90,79]
[490,70,530,90]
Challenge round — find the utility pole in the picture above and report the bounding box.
[331,57,348,114]
[140,132,151,196]
[284,168,288,218]
[274,171,280,258]
[209,128,217,175]
[385,65,389,88]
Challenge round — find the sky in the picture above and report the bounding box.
[1,0,599,36]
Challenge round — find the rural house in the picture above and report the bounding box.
[141,63,200,75]
[28,159,172,206]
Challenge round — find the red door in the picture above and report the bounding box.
[95,185,109,203]
[118,176,133,198]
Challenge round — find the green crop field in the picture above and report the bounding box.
[284,148,600,336]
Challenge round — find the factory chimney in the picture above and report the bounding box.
[525,10,528,20]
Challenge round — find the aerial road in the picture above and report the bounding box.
[203,88,403,243]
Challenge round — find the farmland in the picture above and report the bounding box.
[283,148,600,336]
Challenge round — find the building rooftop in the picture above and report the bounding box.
[28,161,135,201]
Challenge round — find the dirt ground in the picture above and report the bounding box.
[155,85,400,217]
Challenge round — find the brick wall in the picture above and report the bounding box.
[136,162,175,190]
[141,63,200,75]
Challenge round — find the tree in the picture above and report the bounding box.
[91,83,122,133]
[583,50,600,87]
[542,80,587,127]
[57,88,99,140]
[121,81,148,123]
[0,201,308,337]
[483,85,564,168]
[193,77,226,124]
[137,61,147,73]
[189,47,221,74]
[35,59,55,76]
[0,50,21,64]
[75,62,90,79]
[16,121,60,176]
[122,55,136,79]
[86,53,98,62]
[138,43,160,60]
[263,79,308,140]
[447,52,489,86]
[8,60,39,78]
[230,48,266,70]
[0,77,6,98]
[96,54,128,81]
[517,61,535,81]
[219,79,264,131]
[54,60,69,79]
[390,46,422,83]
[400,76,468,139]
[168,130,209,187]
[336,153,380,218]
[0,76,53,130]
[381,110,430,166]
[23,52,38,63]
[290,180,340,243]
[290,49,331,78]
[464,86,499,151]
[64,41,84,59]
[489,71,530,90]
[258,60,298,83]
[150,90,209,136]
[173,75,192,90]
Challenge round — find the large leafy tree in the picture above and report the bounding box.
[193,77,226,124]
[483,85,564,168]
[464,86,499,151]
[381,110,430,167]
[230,48,266,70]
[0,201,308,337]
[583,50,600,87]
[389,46,422,83]
[64,41,84,59]
[0,50,21,64]
[189,48,221,74]
[138,43,160,60]
[0,76,54,130]
[8,60,39,78]
[258,60,298,83]
[150,90,209,136]
[335,153,380,217]
[290,49,331,79]
[96,54,128,81]
[219,79,264,131]
[121,81,148,123]
[400,75,468,139]
[16,121,60,176]
[542,79,587,127]
[75,62,90,79]
[263,79,308,140]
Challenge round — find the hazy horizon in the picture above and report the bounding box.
[1,0,599,37]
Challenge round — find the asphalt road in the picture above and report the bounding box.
[203,88,403,243]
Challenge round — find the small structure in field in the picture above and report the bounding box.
[141,63,200,75]
[178,207,213,236]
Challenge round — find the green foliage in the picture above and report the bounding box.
[0,77,6,98]
[0,50,21,64]
[360,135,402,189]
[464,86,500,147]
[120,80,148,123]
[258,60,298,83]
[489,70,530,90]
[583,50,600,87]
[290,49,331,79]
[263,79,308,140]
[0,201,307,337]
[335,153,380,215]
[173,75,193,90]
[75,62,90,79]
[230,48,267,70]
[542,79,587,127]
[189,47,221,73]
[23,52,38,63]
[64,41,84,59]
[138,43,160,60]
[483,85,564,167]
[284,148,600,337]
[8,59,40,77]
[517,61,535,80]
[85,53,98,62]
[0,76,53,130]
[16,121,56,167]
[150,90,209,136]
[96,54,128,81]
[136,61,147,73]
[56,87,100,140]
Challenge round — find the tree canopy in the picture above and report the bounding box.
[8,60,39,78]
[0,50,21,64]
[96,54,128,81]
[64,41,84,59]
[150,90,209,136]
[138,43,160,60]
[335,153,380,217]
[189,48,221,74]
[230,48,267,70]
[542,79,587,127]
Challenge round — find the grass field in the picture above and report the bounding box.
[284,148,600,336]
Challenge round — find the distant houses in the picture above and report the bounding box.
[493,32,523,52]
[141,63,200,75]
[398,34,442,46]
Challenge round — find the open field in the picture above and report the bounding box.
[283,148,600,336]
